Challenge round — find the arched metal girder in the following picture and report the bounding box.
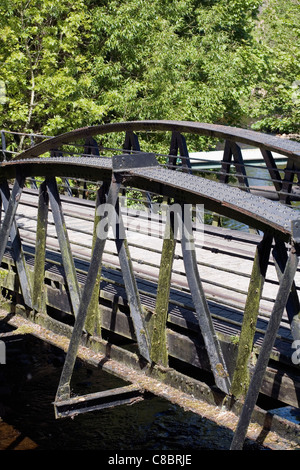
[8,120,300,162]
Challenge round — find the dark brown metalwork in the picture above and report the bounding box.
[54,384,145,419]
[1,120,300,449]
[9,120,300,161]
[231,231,300,450]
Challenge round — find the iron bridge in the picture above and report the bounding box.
[1,120,300,450]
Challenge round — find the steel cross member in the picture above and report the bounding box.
[0,172,33,307]
[55,154,155,403]
[179,204,231,394]
[230,220,300,450]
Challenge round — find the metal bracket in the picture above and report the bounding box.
[112,153,159,172]
[54,384,144,419]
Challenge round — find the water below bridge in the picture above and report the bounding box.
[0,332,265,452]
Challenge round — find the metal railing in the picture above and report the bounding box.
[1,120,300,449]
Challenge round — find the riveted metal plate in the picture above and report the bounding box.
[130,166,298,237]
[1,155,298,238]
[112,153,159,172]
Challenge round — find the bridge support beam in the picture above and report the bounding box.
[55,154,155,407]
[230,233,273,399]
[230,222,300,450]
[32,180,49,312]
[55,174,123,402]
[83,183,109,337]
[0,173,33,308]
[272,238,300,341]
[180,204,231,395]
[151,210,176,366]
[47,176,81,317]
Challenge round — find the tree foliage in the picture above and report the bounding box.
[250,0,300,134]
[0,0,105,136]
[0,0,299,145]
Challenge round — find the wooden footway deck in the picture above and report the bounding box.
[1,120,300,450]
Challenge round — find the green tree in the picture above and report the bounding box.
[88,0,263,149]
[249,0,300,135]
[2,0,297,146]
[0,0,106,140]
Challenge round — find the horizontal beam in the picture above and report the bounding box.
[54,384,144,419]
[0,156,297,240]
[11,120,300,161]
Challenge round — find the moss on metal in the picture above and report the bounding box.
[230,235,272,398]
[150,217,176,366]
[84,196,102,337]
[32,184,48,313]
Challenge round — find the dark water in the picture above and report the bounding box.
[0,333,263,452]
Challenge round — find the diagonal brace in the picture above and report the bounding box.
[46,176,81,317]
[55,176,121,402]
[55,157,154,403]
[179,203,231,394]
[230,230,300,450]
[272,238,300,341]
[0,174,32,307]
[0,173,25,265]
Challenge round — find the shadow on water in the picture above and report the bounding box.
[0,331,265,452]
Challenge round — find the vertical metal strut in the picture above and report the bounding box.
[0,173,33,307]
[114,200,152,362]
[230,227,300,450]
[230,233,273,399]
[55,153,156,406]
[32,180,49,312]
[220,140,249,188]
[179,203,231,394]
[151,209,177,366]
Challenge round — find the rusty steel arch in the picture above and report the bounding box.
[1,121,300,450]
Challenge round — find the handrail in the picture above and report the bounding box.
[8,120,300,162]
[0,153,298,242]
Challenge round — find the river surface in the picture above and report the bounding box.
[0,164,288,452]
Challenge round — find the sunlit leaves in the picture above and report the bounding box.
[0,0,298,141]
[250,0,300,134]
